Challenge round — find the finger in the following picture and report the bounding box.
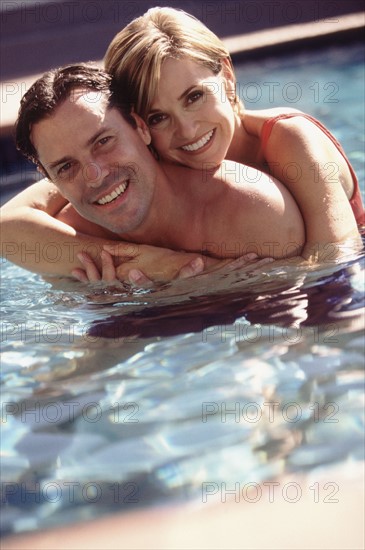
[128,269,153,287]
[178,257,205,279]
[252,257,275,268]
[237,257,275,274]
[100,250,117,282]
[77,252,101,282]
[71,268,89,283]
[246,257,275,267]
[227,253,259,270]
[102,243,134,258]
[102,244,123,257]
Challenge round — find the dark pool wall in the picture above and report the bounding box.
[1,0,364,80]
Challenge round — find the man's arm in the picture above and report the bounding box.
[0,178,211,280]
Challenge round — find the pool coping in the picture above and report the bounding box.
[224,11,364,57]
[0,11,364,138]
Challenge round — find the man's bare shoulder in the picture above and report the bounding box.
[212,160,270,190]
[189,160,305,258]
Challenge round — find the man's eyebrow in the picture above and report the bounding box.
[48,128,112,170]
[86,127,112,147]
[48,156,73,170]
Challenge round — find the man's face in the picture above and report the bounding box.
[31,89,157,235]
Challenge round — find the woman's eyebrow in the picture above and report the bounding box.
[177,85,196,101]
[149,85,198,114]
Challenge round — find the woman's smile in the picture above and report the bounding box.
[180,129,215,153]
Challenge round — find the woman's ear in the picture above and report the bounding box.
[221,58,236,102]
[131,112,152,145]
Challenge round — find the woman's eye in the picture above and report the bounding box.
[187,90,204,104]
[147,113,168,127]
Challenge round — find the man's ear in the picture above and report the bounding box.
[131,112,152,146]
[37,163,48,179]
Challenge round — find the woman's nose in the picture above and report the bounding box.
[174,115,197,140]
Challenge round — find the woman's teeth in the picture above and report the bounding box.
[97,181,128,205]
[181,130,214,152]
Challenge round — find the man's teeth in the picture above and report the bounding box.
[181,130,214,152]
[97,182,128,205]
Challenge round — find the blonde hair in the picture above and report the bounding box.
[105,7,243,120]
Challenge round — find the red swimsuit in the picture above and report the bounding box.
[260,113,365,225]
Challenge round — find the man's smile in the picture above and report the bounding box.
[95,180,130,205]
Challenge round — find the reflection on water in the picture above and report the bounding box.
[1,242,364,535]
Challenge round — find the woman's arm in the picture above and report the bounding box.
[263,117,362,260]
[0,178,121,275]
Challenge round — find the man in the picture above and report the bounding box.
[1,63,342,282]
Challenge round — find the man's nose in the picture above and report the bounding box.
[82,160,110,188]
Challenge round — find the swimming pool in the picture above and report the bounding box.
[1,42,364,537]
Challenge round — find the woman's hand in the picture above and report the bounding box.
[105,242,210,283]
[71,244,274,289]
[72,250,118,283]
[71,244,209,286]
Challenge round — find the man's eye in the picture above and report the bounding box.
[147,113,168,127]
[99,136,112,145]
[58,162,72,175]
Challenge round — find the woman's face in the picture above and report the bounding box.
[146,57,237,169]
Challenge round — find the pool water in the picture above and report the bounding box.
[1,43,364,536]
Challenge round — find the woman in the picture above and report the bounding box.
[103,6,363,265]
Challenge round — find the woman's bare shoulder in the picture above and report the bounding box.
[243,107,302,135]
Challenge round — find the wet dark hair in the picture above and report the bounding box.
[15,63,135,167]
